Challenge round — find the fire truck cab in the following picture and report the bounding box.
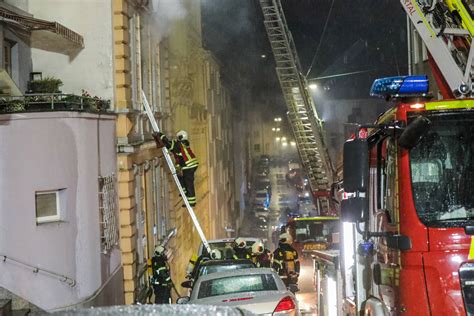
[340,75,474,315]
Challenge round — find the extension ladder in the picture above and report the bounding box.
[402,0,474,95]
[141,91,212,254]
[259,0,335,214]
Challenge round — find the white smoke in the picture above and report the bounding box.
[148,0,187,42]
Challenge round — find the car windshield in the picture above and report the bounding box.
[294,220,339,243]
[256,193,267,198]
[198,263,255,277]
[197,274,278,299]
[409,112,474,227]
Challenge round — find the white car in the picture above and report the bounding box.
[179,268,299,315]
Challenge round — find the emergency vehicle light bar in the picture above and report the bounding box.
[370,75,429,98]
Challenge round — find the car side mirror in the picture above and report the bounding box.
[386,234,412,251]
[341,197,368,223]
[181,280,193,288]
[398,116,431,150]
[177,296,190,304]
[343,139,369,192]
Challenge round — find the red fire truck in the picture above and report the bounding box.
[285,216,339,258]
[340,75,474,315]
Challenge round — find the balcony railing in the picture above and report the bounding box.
[0,94,110,114]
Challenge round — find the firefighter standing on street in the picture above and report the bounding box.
[251,240,272,268]
[153,130,199,207]
[149,246,172,304]
[273,233,300,287]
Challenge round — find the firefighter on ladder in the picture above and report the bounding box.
[153,130,199,207]
[149,246,172,304]
[272,233,300,287]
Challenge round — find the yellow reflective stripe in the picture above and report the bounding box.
[185,158,198,165]
[160,135,166,140]
[182,147,193,161]
[469,237,474,260]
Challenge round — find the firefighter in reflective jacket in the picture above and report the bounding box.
[272,233,300,286]
[233,237,251,259]
[149,246,172,304]
[251,240,272,268]
[153,130,199,207]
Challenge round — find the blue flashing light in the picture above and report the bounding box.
[370,75,429,98]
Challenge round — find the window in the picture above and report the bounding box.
[254,144,260,152]
[197,274,278,299]
[99,174,119,253]
[35,190,64,223]
[3,40,12,75]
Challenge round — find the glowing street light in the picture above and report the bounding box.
[290,141,296,146]
[272,127,276,131]
[276,127,280,132]
[309,83,318,90]
[276,137,281,141]
[281,137,287,142]
[282,142,288,147]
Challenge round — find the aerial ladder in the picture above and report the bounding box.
[259,0,335,215]
[402,0,474,97]
[141,91,212,255]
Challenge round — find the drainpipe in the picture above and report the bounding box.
[406,16,412,75]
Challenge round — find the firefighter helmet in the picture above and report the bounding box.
[252,240,264,255]
[155,245,165,255]
[279,233,292,244]
[210,249,222,260]
[234,237,246,249]
[176,130,188,141]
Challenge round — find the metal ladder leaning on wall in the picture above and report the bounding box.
[141,91,212,255]
[259,0,335,214]
[401,0,474,96]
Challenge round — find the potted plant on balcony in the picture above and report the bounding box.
[27,76,63,94]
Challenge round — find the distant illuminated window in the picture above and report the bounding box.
[254,144,261,152]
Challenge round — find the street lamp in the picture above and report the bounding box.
[276,127,280,132]
[290,141,296,146]
[281,137,287,142]
[309,83,318,90]
[276,137,281,141]
[272,127,276,131]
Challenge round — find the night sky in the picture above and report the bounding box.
[201,0,407,110]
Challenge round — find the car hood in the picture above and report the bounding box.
[191,290,294,314]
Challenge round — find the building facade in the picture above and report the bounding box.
[0,0,122,312]
[113,0,236,304]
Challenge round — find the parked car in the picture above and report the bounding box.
[179,268,299,315]
[253,207,270,219]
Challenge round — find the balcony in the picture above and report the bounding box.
[0,93,110,114]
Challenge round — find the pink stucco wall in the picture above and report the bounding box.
[0,111,121,310]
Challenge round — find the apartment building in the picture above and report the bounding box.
[0,0,122,312]
[113,0,236,303]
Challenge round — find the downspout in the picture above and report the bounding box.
[407,16,412,76]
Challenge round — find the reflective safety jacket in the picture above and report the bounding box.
[160,135,198,170]
[233,247,251,260]
[272,243,300,275]
[149,254,171,287]
[252,249,272,268]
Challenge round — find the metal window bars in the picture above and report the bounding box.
[99,174,119,254]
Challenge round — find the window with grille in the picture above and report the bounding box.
[99,174,119,253]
